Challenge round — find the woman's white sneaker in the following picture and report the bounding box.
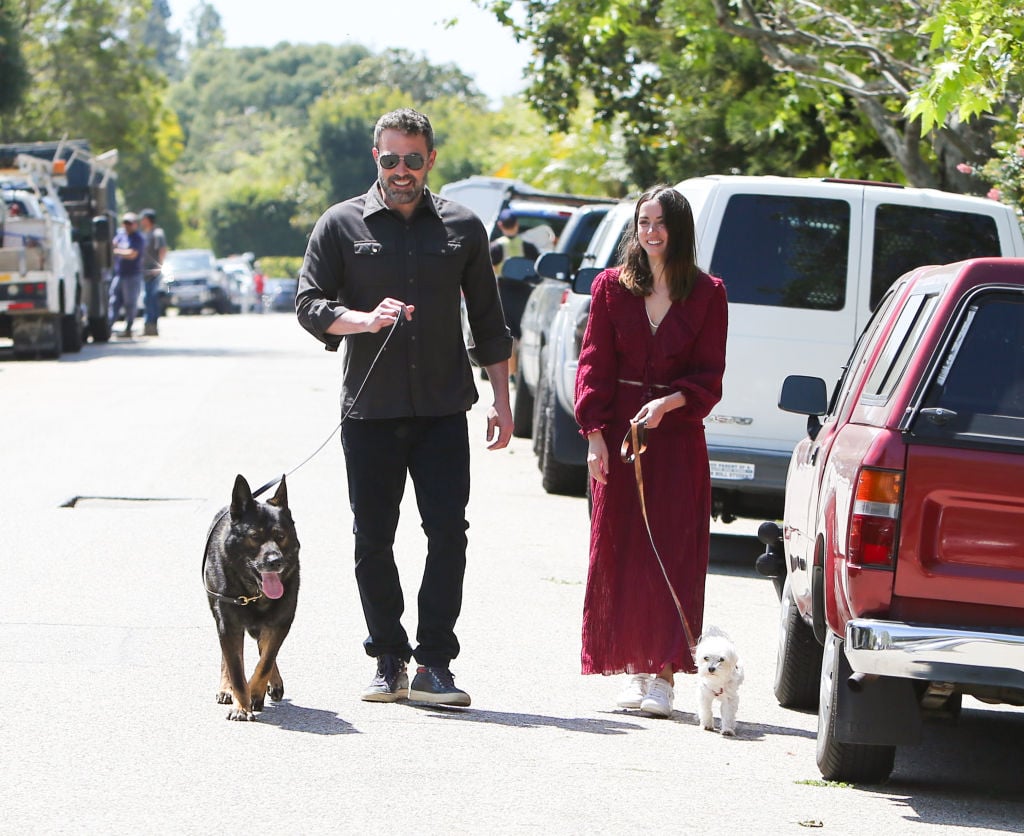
[640,677,674,717]
[616,673,652,709]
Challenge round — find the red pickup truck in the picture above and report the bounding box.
[757,257,1024,783]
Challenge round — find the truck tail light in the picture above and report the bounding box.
[848,467,902,568]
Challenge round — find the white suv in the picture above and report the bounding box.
[559,176,1024,521]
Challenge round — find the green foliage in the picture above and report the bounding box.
[256,255,303,278]
[0,0,30,115]
[480,0,833,186]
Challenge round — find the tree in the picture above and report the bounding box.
[136,0,182,80]
[906,0,1024,211]
[0,0,29,115]
[482,0,1015,191]
[481,0,834,187]
[0,0,180,230]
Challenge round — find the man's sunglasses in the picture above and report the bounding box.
[378,152,426,170]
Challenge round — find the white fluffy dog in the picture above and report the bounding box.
[695,626,744,736]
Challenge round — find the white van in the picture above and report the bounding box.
[566,175,1024,521]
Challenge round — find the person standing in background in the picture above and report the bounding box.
[140,209,167,336]
[108,211,145,339]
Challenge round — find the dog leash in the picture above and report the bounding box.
[203,313,407,605]
[620,419,698,654]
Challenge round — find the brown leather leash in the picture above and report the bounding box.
[620,419,697,655]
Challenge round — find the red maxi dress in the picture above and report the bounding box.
[574,268,728,675]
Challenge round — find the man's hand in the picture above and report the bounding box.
[485,402,514,450]
[363,297,414,333]
[482,359,512,450]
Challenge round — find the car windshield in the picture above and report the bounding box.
[166,252,213,272]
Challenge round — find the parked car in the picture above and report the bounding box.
[541,175,1024,510]
[514,202,613,439]
[755,256,1024,783]
[263,277,297,313]
[162,249,232,314]
[218,257,258,313]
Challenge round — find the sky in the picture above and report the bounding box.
[166,0,533,105]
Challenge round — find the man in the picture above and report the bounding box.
[139,208,167,336]
[489,208,539,277]
[490,209,540,377]
[295,108,513,707]
[108,212,145,338]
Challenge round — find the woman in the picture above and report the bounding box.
[574,185,728,717]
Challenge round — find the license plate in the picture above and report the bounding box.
[710,461,755,481]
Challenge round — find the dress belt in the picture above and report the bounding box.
[618,379,673,390]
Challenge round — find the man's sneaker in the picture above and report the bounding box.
[639,677,674,718]
[360,655,408,702]
[616,673,652,709]
[408,666,471,707]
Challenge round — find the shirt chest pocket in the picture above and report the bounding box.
[353,240,383,256]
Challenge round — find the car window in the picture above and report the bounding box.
[870,205,1001,309]
[914,292,1024,443]
[862,292,938,401]
[825,284,903,417]
[709,195,851,310]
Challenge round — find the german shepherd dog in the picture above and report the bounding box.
[204,474,300,721]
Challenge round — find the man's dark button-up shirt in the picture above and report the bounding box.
[296,184,512,420]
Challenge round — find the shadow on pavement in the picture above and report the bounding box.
[611,708,817,742]
[408,704,645,735]
[253,699,360,735]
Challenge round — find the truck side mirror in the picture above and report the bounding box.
[572,267,602,295]
[92,214,112,271]
[499,256,537,282]
[535,251,571,282]
[778,375,828,441]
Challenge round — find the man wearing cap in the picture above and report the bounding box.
[108,212,145,338]
[490,209,539,377]
[489,209,539,277]
[140,209,167,336]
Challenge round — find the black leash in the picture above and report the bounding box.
[203,313,406,605]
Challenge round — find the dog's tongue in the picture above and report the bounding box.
[260,572,284,600]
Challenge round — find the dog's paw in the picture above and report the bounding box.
[267,682,284,702]
[215,690,233,705]
[701,721,716,732]
[226,706,257,721]
[721,727,737,737]
[250,697,266,713]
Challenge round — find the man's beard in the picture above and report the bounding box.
[379,172,426,207]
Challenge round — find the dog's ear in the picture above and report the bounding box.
[268,474,288,509]
[230,474,254,519]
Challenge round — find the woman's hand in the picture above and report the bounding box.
[586,430,609,485]
[631,392,685,429]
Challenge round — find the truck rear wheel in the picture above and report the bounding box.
[88,316,111,343]
[816,630,896,783]
[774,578,823,709]
[62,312,83,353]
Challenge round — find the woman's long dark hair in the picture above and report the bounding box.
[618,184,698,301]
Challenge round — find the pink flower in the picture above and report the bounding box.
[987,188,1001,201]
[956,162,973,174]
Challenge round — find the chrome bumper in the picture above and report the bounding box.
[845,619,1024,690]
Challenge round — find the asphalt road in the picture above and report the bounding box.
[2,313,1022,834]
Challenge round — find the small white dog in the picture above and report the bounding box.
[695,626,744,736]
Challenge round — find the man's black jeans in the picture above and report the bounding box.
[341,413,470,668]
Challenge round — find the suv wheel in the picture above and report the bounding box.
[774,577,822,709]
[816,630,895,783]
